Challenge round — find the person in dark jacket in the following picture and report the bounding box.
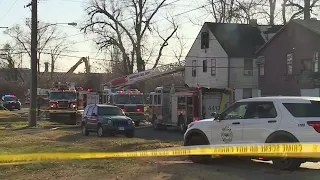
[37,96,45,116]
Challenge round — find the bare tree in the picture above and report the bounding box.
[4,19,71,78]
[170,32,187,65]
[191,0,268,25]
[281,0,320,23]
[48,38,70,78]
[82,0,178,75]
[0,43,24,81]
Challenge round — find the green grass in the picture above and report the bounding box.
[0,115,181,179]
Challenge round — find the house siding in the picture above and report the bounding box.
[185,24,228,88]
[258,21,320,96]
[229,57,259,100]
[229,57,258,89]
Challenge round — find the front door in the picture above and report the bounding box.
[211,102,249,144]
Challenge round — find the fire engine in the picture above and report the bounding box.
[100,60,234,130]
[100,88,145,126]
[48,82,78,124]
[147,85,234,133]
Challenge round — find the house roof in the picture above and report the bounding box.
[255,19,320,54]
[205,22,267,57]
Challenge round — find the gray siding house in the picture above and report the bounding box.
[185,20,282,100]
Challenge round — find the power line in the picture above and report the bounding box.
[0,0,20,22]
[9,49,255,61]
[10,51,258,70]
[18,2,209,44]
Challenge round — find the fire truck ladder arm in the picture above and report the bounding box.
[104,60,185,89]
[66,57,90,75]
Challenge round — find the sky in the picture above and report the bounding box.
[0,0,208,73]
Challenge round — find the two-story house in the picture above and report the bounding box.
[184,20,282,101]
[256,19,320,96]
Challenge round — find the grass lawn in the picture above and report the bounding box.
[0,111,182,180]
[1,111,319,180]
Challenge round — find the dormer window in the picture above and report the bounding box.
[201,32,209,49]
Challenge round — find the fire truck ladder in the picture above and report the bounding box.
[103,60,185,89]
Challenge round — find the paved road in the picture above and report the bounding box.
[135,123,184,142]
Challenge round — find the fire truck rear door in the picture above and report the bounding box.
[203,93,222,119]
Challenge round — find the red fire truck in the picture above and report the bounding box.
[147,85,234,133]
[100,88,145,126]
[48,82,78,124]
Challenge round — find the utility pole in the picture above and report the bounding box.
[29,0,38,127]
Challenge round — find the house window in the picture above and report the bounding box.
[286,53,293,75]
[201,32,209,49]
[211,58,216,76]
[313,51,318,72]
[259,65,265,76]
[244,58,253,76]
[302,59,312,72]
[203,60,207,72]
[243,88,252,99]
[192,60,196,77]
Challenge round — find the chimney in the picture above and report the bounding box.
[44,62,49,73]
[249,19,258,27]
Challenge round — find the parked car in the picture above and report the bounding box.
[184,96,320,170]
[81,104,135,138]
[0,94,21,110]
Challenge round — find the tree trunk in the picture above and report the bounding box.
[269,0,276,25]
[304,0,311,20]
[51,54,54,78]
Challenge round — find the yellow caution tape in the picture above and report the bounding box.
[1,143,320,163]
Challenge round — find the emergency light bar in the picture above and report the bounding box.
[4,94,15,97]
[115,89,141,94]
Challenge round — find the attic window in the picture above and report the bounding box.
[201,32,209,49]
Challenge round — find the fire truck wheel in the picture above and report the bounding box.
[97,125,105,137]
[81,124,89,136]
[186,136,211,164]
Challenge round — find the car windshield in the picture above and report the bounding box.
[113,94,144,104]
[49,92,76,100]
[98,107,124,116]
[3,96,17,101]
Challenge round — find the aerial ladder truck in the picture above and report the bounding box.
[100,60,234,131]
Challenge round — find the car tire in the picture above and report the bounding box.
[81,124,89,136]
[97,125,105,137]
[125,130,134,138]
[185,136,211,164]
[135,121,140,126]
[270,137,302,170]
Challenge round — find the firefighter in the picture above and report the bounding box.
[36,96,45,117]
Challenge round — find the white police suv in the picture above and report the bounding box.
[184,96,320,170]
